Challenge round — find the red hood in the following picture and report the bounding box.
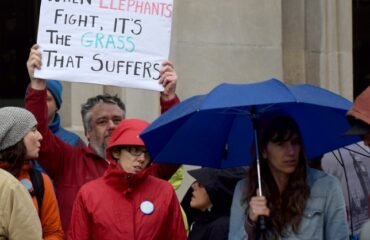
[106,119,149,163]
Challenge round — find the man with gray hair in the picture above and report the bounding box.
[25,44,180,234]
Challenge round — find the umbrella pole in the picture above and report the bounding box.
[252,110,267,233]
[254,127,263,197]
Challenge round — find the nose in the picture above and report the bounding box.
[191,182,199,190]
[286,142,296,154]
[36,130,43,141]
[136,152,146,162]
[108,119,116,129]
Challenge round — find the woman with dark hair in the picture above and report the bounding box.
[229,114,348,240]
[0,107,64,240]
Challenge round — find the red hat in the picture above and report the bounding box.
[345,87,370,135]
[107,119,149,153]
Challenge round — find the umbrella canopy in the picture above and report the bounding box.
[141,79,360,168]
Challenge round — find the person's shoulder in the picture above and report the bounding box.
[40,171,52,181]
[232,177,247,193]
[0,169,31,201]
[79,177,105,194]
[147,175,176,195]
[308,168,336,181]
[148,174,173,187]
[237,177,247,187]
[308,168,341,191]
[40,172,55,191]
[0,169,21,188]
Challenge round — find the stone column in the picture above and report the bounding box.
[283,0,353,99]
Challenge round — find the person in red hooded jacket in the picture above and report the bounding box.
[68,119,187,240]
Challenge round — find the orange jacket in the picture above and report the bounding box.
[18,163,64,240]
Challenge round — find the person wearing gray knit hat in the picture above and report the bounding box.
[0,107,42,175]
[0,107,37,151]
[0,108,65,239]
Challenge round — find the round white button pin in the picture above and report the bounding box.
[140,200,154,215]
[20,179,33,191]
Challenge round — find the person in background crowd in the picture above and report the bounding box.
[345,86,370,146]
[186,167,245,240]
[26,44,181,234]
[0,168,42,240]
[344,86,370,240]
[0,107,63,239]
[46,79,85,146]
[229,114,348,240]
[68,119,187,240]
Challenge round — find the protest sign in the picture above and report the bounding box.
[35,0,174,91]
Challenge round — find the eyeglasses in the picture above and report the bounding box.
[124,146,150,159]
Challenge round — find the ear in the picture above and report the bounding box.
[86,129,91,141]
[111,148,122,160]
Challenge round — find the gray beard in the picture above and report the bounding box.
[90,142,106,159]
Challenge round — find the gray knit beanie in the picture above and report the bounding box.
[0,107,37,151]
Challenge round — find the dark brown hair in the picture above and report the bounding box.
[0,140,27,176]
[245,115,310,239]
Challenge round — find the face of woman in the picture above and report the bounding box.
[23,127,43,160]
[190,181,213,211]
[115,146,151,174]
[263,133,301,178]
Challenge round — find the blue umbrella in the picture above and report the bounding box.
[141,79,360,169]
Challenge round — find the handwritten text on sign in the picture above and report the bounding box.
[35,0,174,91]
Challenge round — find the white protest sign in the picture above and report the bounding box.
[35,0,174,91]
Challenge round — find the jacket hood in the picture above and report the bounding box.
[106,119,149,163]
[188,167,246,215]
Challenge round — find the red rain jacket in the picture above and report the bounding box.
[68,161,187,240]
